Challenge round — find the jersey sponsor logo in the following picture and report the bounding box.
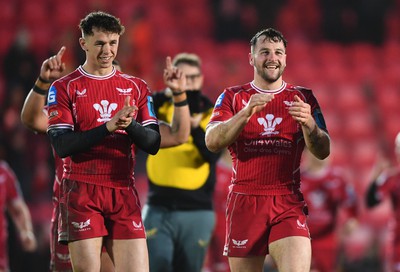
[257,114,282,136]
[48,86,57,106]
[211,111,221,118]
[232,239,248,248]
[147,96,156,118]
[49,110,60,119]
[215,93,225,108]
[76,89,87,97]
[71,219,91,231]
[116,87,132,94]
[93,100,118,122]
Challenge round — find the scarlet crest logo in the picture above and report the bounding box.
[71,219,91,231]
[93,100,118,122]
[257,114,282,136]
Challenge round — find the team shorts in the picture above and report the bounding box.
[223,192,310,257]
[58,179,145,244]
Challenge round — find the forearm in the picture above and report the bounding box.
[192,127,221,163]
[205,110,249,152]
[9,200,34,238]
[125,122,161,154]
[160,93,190,147]
[9,200,37,251]
[303,125,330,159]
[48,124,111,158]
[21,78,51,133]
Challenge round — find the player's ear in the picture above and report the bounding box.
[248,52,254,66]
[79,37,88,51]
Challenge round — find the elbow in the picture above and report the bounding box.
[176,134,189,145]
[20,114,35,131]
[205,137,221,153]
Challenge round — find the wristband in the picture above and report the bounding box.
[174,100,188,107]
[172,91,185,96]
[33,85,48,96]
[38,76,51,84]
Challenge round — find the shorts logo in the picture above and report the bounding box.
[198,239,209,248]
[232,239,248,248]
[132,220,142,229]
[296,219,307,230]
[145,227,158,238]
[71,219,91,231]
[56,253,71,262]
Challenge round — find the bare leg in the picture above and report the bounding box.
[69,237,103,272]
[228,256,265,272]
[111,238,149,272]
[269,236,311,272]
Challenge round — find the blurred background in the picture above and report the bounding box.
[1,0,400,271]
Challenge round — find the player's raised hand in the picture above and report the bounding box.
[40,46,67,82]
[107,96,137,132]
[288,95,314,129]
[163,56,187,94]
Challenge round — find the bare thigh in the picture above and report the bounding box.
[106,238,149,272]
[228,256,265,272]
[69,237,103,272]
[269,236,311,272]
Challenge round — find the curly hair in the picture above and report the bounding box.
[79,11,125,36]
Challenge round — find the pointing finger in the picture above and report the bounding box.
[124,96,131,107]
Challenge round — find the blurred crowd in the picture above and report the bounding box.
[1,0,400,271]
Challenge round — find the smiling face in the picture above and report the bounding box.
[79,28,120,75]
[249,35,286,89]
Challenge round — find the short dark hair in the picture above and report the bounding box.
[250,28,287,52]
[79,11,125,36]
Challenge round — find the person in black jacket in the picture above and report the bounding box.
[143,53,221,272]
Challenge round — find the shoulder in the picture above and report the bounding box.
[225,82,253,94]
[117,72,148,85]
[286,84,313,94]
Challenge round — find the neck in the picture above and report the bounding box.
[82,62,113,76]
[253,78,283,91]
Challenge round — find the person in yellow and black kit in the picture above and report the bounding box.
[143,53,221,272]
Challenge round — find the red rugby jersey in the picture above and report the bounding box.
[375,167,400,236]
[0,160,22,263]
[208,81,328,195]
[301,166,357,238]
[47,67,158,187]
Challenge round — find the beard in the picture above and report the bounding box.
[258,65,285,84]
